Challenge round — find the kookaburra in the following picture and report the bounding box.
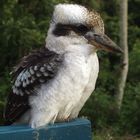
[4,4,122,128]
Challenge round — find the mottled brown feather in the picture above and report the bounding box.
[4,47,63,125]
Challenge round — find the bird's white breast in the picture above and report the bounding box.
[70,53,99,118]
[29,45,99,128]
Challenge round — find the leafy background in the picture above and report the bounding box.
[0,0,140,139]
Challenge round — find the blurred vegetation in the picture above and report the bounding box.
[0,0,140,138]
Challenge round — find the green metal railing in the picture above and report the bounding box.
[0,118,92,140]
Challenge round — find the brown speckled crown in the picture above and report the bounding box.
[87,10,104,34]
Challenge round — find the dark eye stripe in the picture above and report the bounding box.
[53,24,70,36]
[75,24,89,35]
[53,23,90,36]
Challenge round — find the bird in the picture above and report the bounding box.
[4,4,123,128]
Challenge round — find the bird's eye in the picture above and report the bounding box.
[76,24,89,34]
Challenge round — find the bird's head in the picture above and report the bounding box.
[46,4,123,54]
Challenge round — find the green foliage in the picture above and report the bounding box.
[0,0,140,137]
[81,88,118,129]
[119,82,140,135]
[128,39,140,82]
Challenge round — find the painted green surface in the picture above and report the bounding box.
[0,118,92,140]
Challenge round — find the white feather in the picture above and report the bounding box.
[53,4,88,24]
[29,44,99,128]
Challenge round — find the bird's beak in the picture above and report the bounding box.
[84,32,123,53]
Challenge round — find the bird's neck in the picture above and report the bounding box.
[46,41,96,57]
[45,37,97,57]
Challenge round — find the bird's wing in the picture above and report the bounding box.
[4,47,63,125]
